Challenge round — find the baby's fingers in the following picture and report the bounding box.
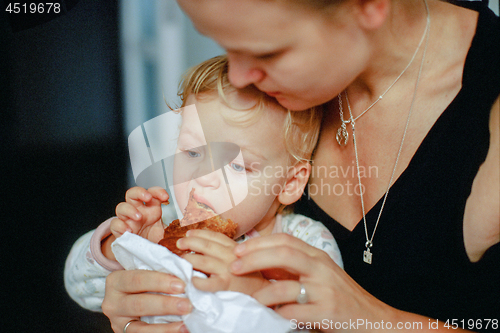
[147,186,170,203]
[115,202,142,223]
[110,217,133,238]
[124,186,153,206]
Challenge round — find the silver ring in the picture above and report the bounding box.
[296,283,308,304]
[123,319,139,333]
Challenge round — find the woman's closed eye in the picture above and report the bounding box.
[253,48,286,61]
[255,53,276,61]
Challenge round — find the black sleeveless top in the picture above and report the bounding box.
[295,5,500,328]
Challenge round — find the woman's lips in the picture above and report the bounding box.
[192,192,216,213]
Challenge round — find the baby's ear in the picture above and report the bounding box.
[278,161,311,206]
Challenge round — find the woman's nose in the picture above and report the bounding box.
[227,53,265,88]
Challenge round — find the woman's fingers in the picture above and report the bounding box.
[234,233,320,258]
[185,229,235,247]
[110,293,191,317]
[106,270,186,295]
[251,280,333,327]
[261,268,299,281]
[113,319,186,333]
[230,244,316,277]
[191,275,226,293]
[177,232,235,262]
[231,234,334,278]
[252,280,339,327]
[103,271,192,333]
[273,303,319,326]
[252,280,313,307]
[182,253,220,273]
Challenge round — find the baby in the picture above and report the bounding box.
[64,56,342,310]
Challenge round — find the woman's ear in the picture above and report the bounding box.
[353,0,390,30]
[278,162,311,206]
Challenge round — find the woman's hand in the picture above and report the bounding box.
[229,233,401,333]
[102,270,191,333]
[177,230,269,295]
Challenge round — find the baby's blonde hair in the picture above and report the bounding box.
[176,55,322,164]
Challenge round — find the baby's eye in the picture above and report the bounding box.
[186,150,201,158]
[230,162,245,172]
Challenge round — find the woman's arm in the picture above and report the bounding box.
[231,234,473,333]
[464,96,500,262]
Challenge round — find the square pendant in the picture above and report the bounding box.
[363,249,372,264]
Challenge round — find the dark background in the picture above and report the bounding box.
[1,1,497,333]
[2,1,124,332]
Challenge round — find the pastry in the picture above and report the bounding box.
[158,189,237,255]
[180,188,216,226]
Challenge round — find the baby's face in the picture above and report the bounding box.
[173,93,291,237]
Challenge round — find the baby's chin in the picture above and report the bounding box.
[216,210,231,220]
[220,212,258,232]
[209,199,236,215]
[233,222,254,239]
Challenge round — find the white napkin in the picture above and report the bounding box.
[112,232,291,333]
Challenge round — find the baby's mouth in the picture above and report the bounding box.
[196,201,216,214]
[192,192,217,214]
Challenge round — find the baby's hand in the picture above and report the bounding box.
[103,187,169,260]
[111,186,169,243]
[178,230,269,296]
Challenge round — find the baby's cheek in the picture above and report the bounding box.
[222,202,252,226]
[246,177,267,197]
[173,184,188,210]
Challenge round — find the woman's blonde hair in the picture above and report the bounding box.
[175,55,322,163]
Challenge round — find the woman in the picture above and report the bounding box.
[102,0,499,332]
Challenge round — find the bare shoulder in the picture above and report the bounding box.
[422,1,479,108]
[432,0,479,35]
[430,0,478,69]
[463,96,500,262]
[433,0,480,23]
[490,96,499,137]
